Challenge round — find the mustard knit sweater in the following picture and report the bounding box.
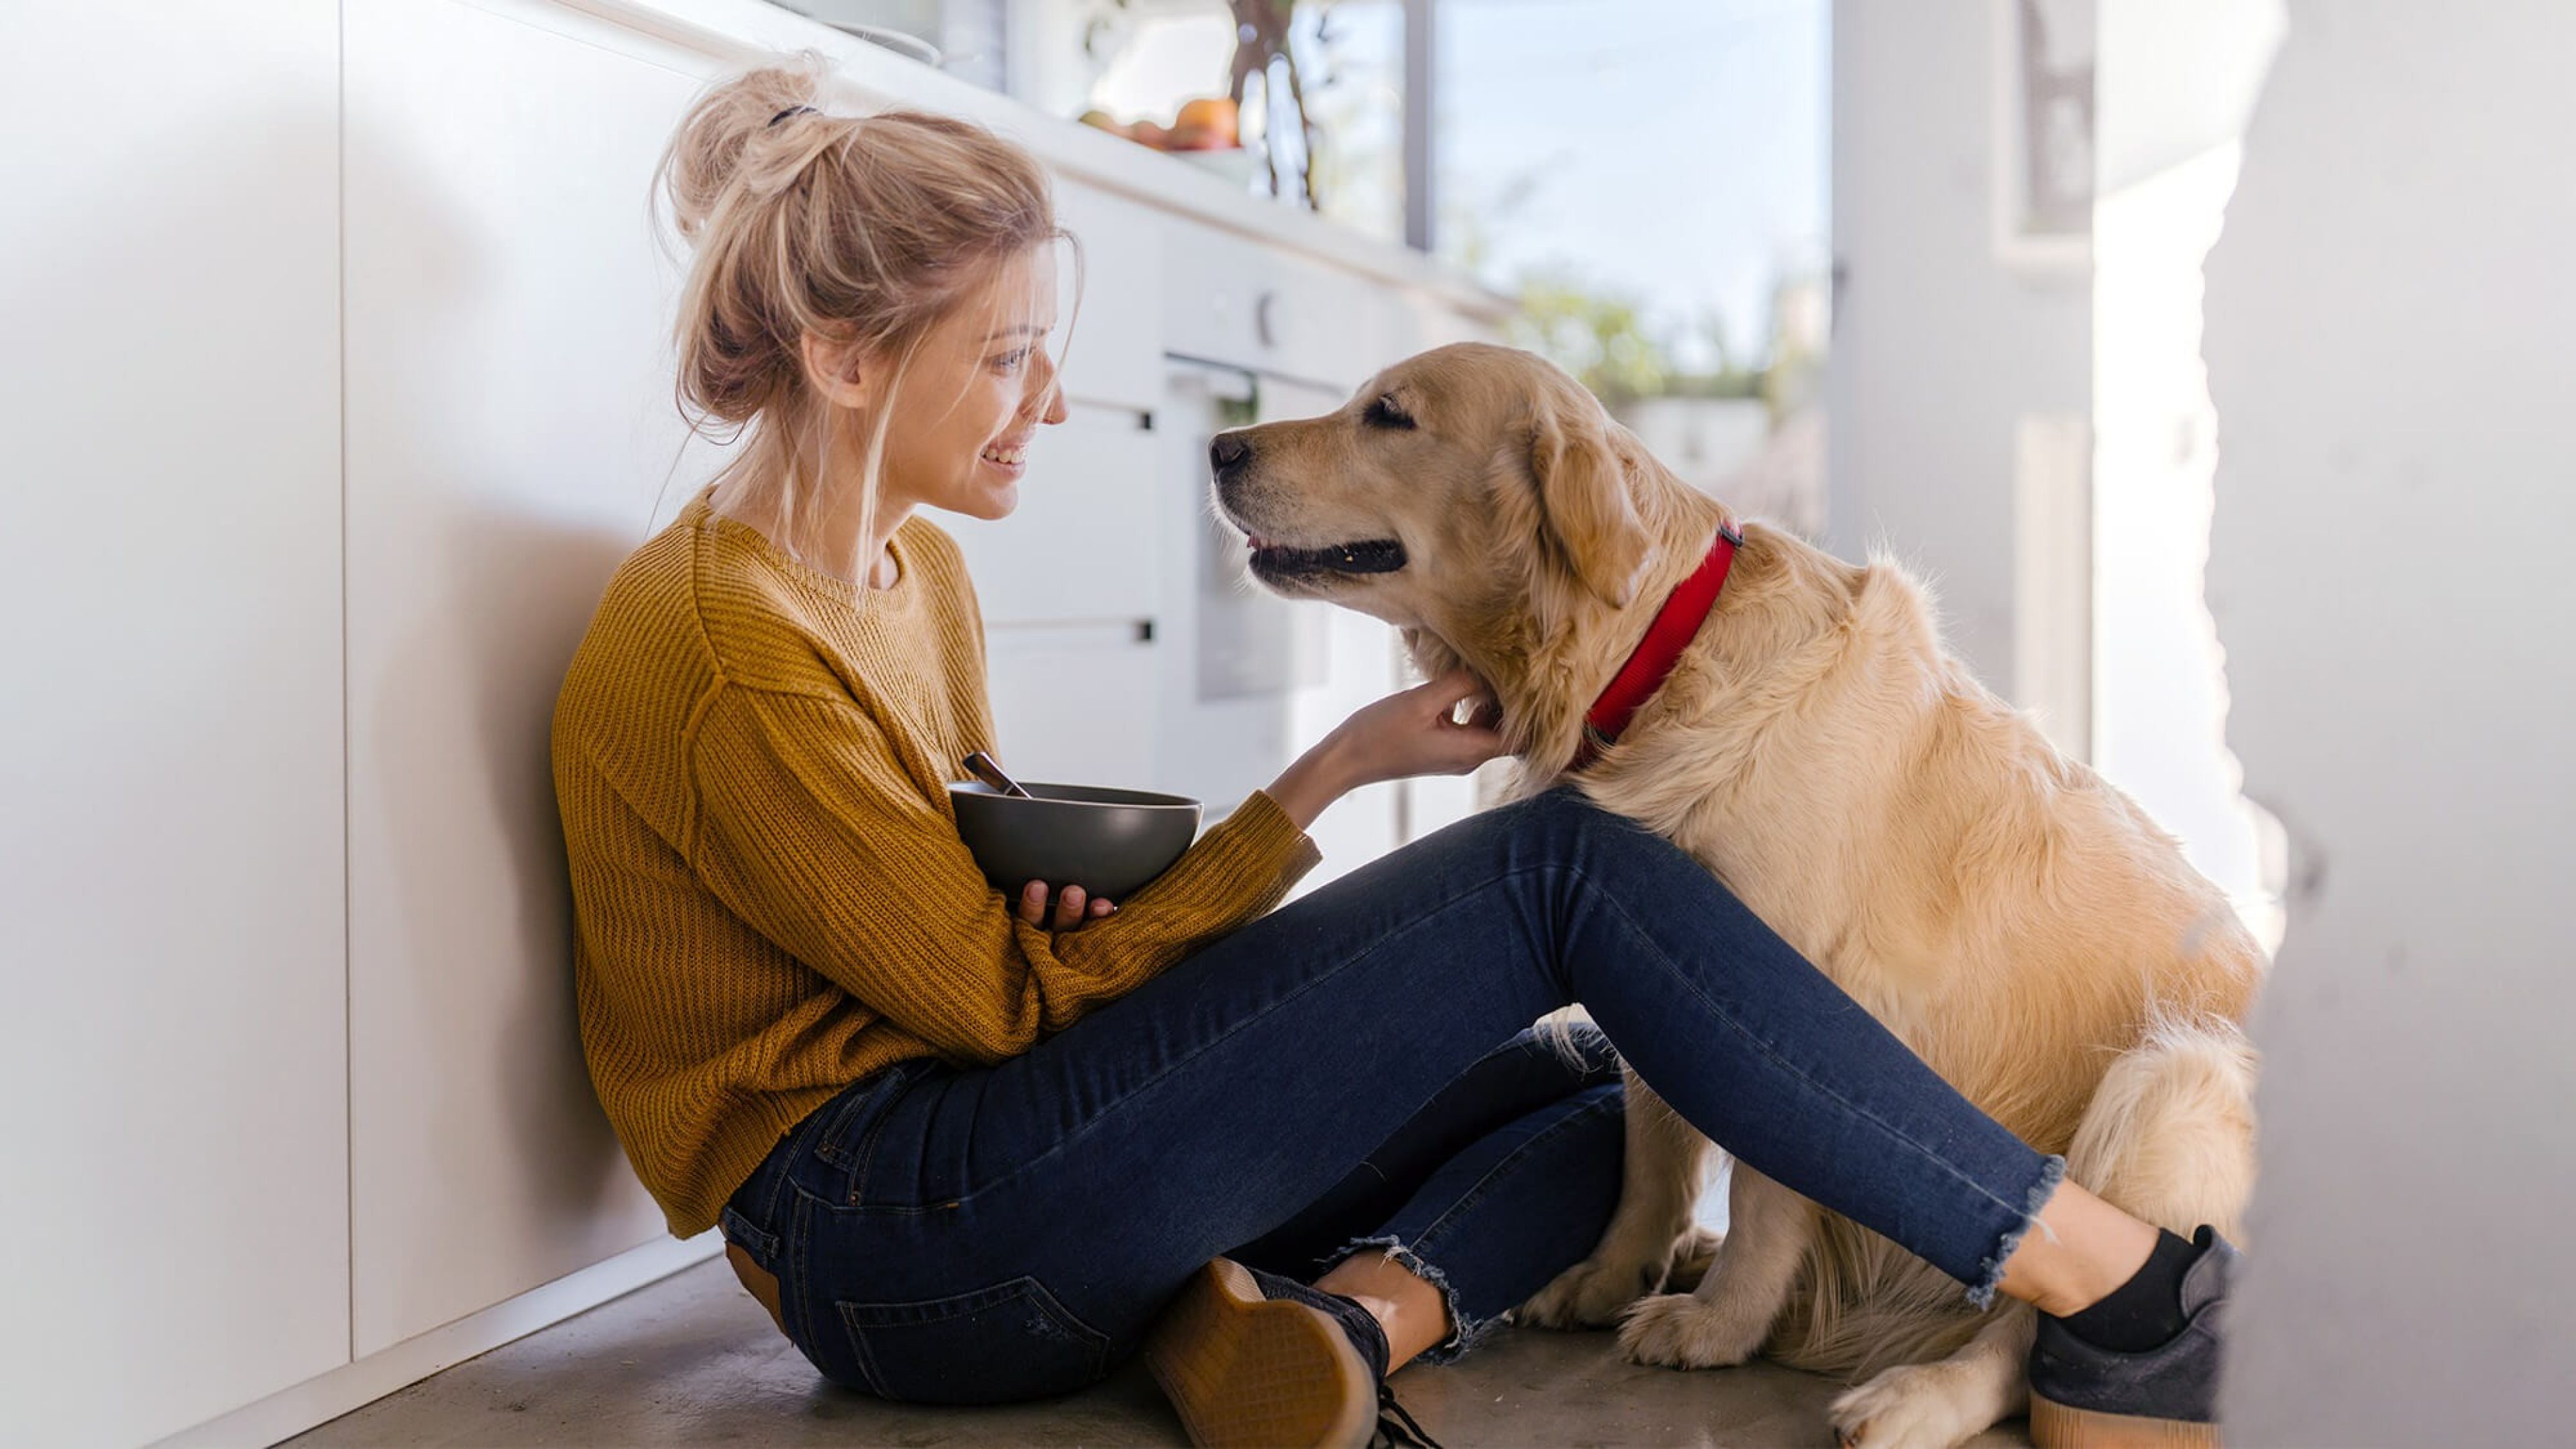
[551,488,1320,1237]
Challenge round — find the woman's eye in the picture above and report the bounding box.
[1364,394,1414,429]
[991,347,1031,374]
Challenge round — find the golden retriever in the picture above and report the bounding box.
[1209,343,2263,1449]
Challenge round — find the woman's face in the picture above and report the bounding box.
[874,248,1067,523]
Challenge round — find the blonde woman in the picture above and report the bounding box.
[553,62,2239,1449]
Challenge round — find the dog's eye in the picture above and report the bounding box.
[1363,394,1415,430]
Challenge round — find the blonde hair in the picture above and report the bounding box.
[657,56,1068,584]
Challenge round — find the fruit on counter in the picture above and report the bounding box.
[1173,97,1239,146]
[1077,96,1241,153]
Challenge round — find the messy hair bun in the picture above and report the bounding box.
[655,55,1066,580]
[658,63,819,248]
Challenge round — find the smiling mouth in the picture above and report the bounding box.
[1244,535,1409,578]
[979,441,1028,468]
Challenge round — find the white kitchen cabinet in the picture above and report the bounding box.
[0,5,350,1446]
[1050,178,1167,413]
[340,0,716,1357]
[5,1,1501,1442]
[945,402,1167,796]
[980,623,1165,791]
[941,402,1163,627]
[1160,214,1401,394]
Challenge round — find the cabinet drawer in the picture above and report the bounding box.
[942,402,1162,626]
[1159,217,1394,392]
[983,623,1161,792]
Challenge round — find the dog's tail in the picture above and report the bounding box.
[1768,1220,1986,1379]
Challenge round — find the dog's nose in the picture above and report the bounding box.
[1210,431,1252,477]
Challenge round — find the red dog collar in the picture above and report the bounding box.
[1572,523,1744,769]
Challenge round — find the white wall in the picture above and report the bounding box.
[1828,0,2091,692]
[0,6,352,1445]
[2204,4,2576,1442]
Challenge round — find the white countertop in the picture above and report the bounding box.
[543,0,1514,320]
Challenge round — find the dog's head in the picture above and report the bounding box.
[1210,344,1666,662]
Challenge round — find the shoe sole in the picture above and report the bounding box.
[1144,1258,1375,1449]
[2031,1393,2221,1448]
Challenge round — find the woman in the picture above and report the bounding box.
[553,63,2236,1449]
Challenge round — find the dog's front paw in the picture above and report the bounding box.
[1519,1253,1661,1330]
[1615,1291,1768,1370]
[1828,1362,1989,1449]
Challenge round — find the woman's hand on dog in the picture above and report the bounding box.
[1017,880,1116,930]
[1269,668,1507,829]
[1336,667,1509,782]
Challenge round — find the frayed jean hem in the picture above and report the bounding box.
[1332,1235,1504,1366]
[1967,1151,2067,1310]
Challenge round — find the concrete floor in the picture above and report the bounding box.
[290,1259,2034,1448]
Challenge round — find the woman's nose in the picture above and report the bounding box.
[1028,354,1067,424]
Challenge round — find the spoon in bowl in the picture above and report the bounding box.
[961,750,1035,800]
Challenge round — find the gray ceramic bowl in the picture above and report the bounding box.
[948,781,1203,901]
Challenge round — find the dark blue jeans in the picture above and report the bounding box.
[718,788,2062,1405]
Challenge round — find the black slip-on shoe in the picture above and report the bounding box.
[2029,1226,2238,1448]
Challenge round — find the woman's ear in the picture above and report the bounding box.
[798,333,872,410]
[1527,394,1650,608]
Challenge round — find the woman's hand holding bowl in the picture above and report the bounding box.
[1016,879,1116,930]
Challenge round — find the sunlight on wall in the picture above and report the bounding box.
[2092,142,2284,951]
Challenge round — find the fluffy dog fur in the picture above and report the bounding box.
[1213,343,2263,1448]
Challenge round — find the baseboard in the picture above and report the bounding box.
[155,1232,721,1449]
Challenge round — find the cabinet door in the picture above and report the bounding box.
[943,402,1163,627]
[982,624,1163,791]
[341,0,720,1356]
[0,5,350,1444]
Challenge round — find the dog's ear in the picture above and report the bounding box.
[1527,392,1650,608]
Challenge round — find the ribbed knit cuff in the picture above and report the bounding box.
[1123,787,1320,926]
[1210,788,1324,899]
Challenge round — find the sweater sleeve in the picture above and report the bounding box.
[685,682,1320,1065]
